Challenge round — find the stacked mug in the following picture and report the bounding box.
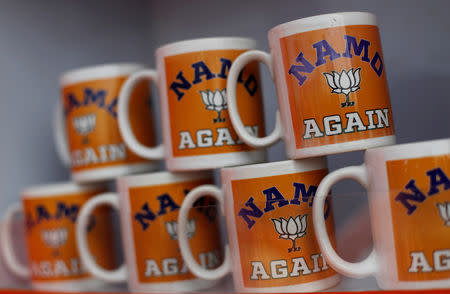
[0,11,447,293]
[0,63,161,291]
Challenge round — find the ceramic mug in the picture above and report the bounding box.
[313,138,450,289]
[178,159,340,292]
[76,171,223,292]
[0,182,117,291]
[54,63,158,183]
[227,12,396,159]
[117,37,267,171]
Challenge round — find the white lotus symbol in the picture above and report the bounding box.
[165,218,196,240]
[200,89,227,123]
[437,202,450,226]
[323,68,361,107]
[272,214,307,253]
[40,228,68,249]
[72,113,96,143]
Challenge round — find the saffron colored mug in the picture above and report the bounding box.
[313,138,450,289]
[76,171,223,292]
[178,159,340,292]
[0,182,117,291]
[227,12,396,159]
[117,37,267,171]
[54,63,158,183]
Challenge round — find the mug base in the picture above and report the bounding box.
[129,277,220,292]
[32,278,121,292]
[166,150,267,172]
[377,277,450,290]
[290,135,396,159]
[235,274,341,293]
[72,162,159,183]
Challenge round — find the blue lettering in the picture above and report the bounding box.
[157,194,180,215]
[370,52,384,77]
[244,74,258,96]
[193,196,217,223]
[169,71,192,100]
[192,61,215,84]
[288,52,315,86]
[107,98,118,118]
[263,187,289,212]
[324,198,331,220]
[87,215,96,232]
[238,197,263,229]
[395,179,426,215]
[83,88,106,107]
[217,58,232,79]
[55,202,79,222]
[427,167,450,196]
[342,35,371,62]
[36,206,51,223]
[290,183,317,207]
[65,93,81,115]
[313,40,341,66]
[134,203,156,231]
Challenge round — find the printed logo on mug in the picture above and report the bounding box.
[0,183,116,291]
[76,171,223,292]
[118,37,267,171]
[54,63,158,183]
[178,159,340,292]
[227,12,396,159]
[313,138,450,290]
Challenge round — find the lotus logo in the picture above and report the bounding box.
[437,202,450,226]
[40,228,68,249]
[271,214,307,253]
[165,218,196,240]
[200,89,227,123]
[72,113,96,143]
[323,68,361,107]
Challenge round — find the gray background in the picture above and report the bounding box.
[1,0,448,213]
[0,0,448,290]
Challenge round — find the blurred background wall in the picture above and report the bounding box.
[0,0,448,221]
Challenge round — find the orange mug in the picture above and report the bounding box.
[178,159,340,292]
[313,138,450,289]
[53,63,158,183]
[76,171,223,292]
[0,182,117,291]
[227,12,396,159]
[117,37,267,171]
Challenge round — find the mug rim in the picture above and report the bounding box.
[366,138,450,157]
[221,157,327,181]
[117,169,213,189]
[268,11,377,39]
[22,182,107,199]
[155,36,257,58]
[60,62,146,86]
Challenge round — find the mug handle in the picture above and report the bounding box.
[117,70,164,160]
[76,192,127,283]
[52,98,71,167]
[0,203,30,279]
[178,185,231,280]
[226,50,283,148]
[313,165,377,278]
